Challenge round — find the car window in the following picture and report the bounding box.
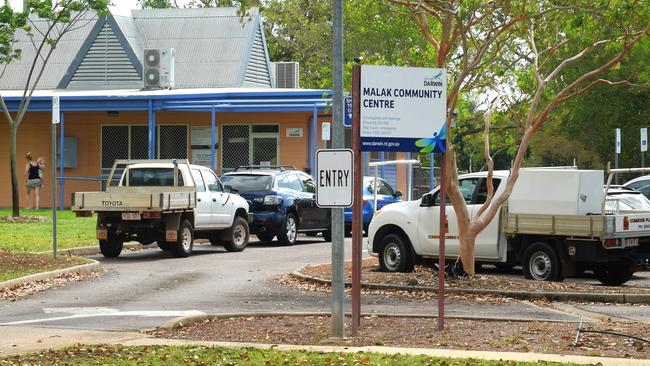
[220,174,272,192]
[299,174,316,193]
[432,178,479,205]
[626,180,650,197]
[276,175,290,189]
[191,169,206,192]
[287,174,303,192]
[126,168,184,187]
[377,180,395,196]
[475,178,502,204]
[202,170,222,192]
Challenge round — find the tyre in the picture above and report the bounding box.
[322,230,331,242]
[277,213,297,245]
[379,233,414,273]
[594,265,634,286]
[257,232,275,243]
[522,242,563,282]
[99,232,123,258]
[223,216,249,252]
[172,219,194,258]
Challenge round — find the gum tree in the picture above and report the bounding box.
[388,0,650,275]
[0,0,109,217]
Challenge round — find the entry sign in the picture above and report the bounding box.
[52,96,60,124]
[316,149,353,207]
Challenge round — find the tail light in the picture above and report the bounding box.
[363,199,369,205]
[603,239,618,248]
[143,211,161,219]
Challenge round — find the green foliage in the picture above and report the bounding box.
[138,0,174,9]
[0,344,573,365]
[0,4,28,64]
[0,210,97,252]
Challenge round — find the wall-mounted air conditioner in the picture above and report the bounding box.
[143,48,175,89]
[272,61,299,88]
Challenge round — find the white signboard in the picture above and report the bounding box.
[316,149,353,207]
[616,128,621,154]
[322,122,331,141]
[191,126,216,147]
[616,215,650,233]
[286,127,303,137]
[641,128,647,152]
[52,96,60,124]
[191,149,212,167]
[360,65,446,152]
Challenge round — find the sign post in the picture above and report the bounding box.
[52,96,60,258]
[355,64,447,331]
[616,128,621,184]
[641,128,647,168]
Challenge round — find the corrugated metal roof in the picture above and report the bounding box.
[0,7,272,91]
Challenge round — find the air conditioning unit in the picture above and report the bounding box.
[272,62,299,88]
[143,48,175,89]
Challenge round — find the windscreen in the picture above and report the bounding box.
[220,174,272,192]
[126,168,184,187]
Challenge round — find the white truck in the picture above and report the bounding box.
[367,168,650,286]
[71,160,252,258]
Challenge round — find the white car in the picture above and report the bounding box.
[623,175,650,200]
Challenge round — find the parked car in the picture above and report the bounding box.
[623,175,650,200]
[220,166,331,245]
[344,176,402,234]
[605,187,650,213]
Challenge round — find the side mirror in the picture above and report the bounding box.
[420,193,434,207]
[223,185,238,194]
[394,191,403,198]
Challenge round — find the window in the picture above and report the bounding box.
[220,174,272,192]
[475,178,502,204]
[299,174,316,193]
[276,175,290,189]
[433,178,479,206]
[287,174,303,191]
[222,124,279,172]
[202,170,222,192]
[191,170,206,192]
[126,168,184,187]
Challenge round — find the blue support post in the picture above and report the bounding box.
[380,151,385,178]
[148,100,155,159]
[211,106,216,170]
[59,112,65,210]
[310,106,318,175]
[430,152,435,189]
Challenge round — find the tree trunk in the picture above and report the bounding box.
[459,233,477,276]
[9,123,19,217]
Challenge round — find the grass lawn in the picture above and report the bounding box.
[0,345,576,365]
[0,251,91,282]
[0,209,97,252]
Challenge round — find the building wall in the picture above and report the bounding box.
[0,110,331,208]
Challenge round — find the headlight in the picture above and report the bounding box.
[263,195,280,205]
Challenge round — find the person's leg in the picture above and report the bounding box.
[34,187,40,210]
[25,187,32,210]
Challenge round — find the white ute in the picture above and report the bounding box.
[367,168,650,285]
[72,160,252,258]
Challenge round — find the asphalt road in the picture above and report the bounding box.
[0,237,648,332]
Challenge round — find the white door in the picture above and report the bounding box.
[470,177,502,259]
[202,170,231,227]
[191,169,212,228]
[415,178,479,258]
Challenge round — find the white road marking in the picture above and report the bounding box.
[0,308,205,326]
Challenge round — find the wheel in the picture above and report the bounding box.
[594,265,634,286]
[322,230,331,242]
[99,232,123,258]
[522,242,563,282]
[257,232,275,243]
[172,219,194,258]
[277,213,297,245]
[223,217,249,252]
[379,233,414,273]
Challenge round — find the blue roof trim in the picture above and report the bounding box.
[107,16,143,78]
[237,13,261,86]
[1,89,333,113]
[57,17,105,89]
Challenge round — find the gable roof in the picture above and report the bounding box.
[1,7,273,91]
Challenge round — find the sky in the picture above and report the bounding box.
[7,0,144,16]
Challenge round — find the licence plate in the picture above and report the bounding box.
[121,212,141,220]
[624,237,639,247]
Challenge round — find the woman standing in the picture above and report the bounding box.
[24,152,42,210]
